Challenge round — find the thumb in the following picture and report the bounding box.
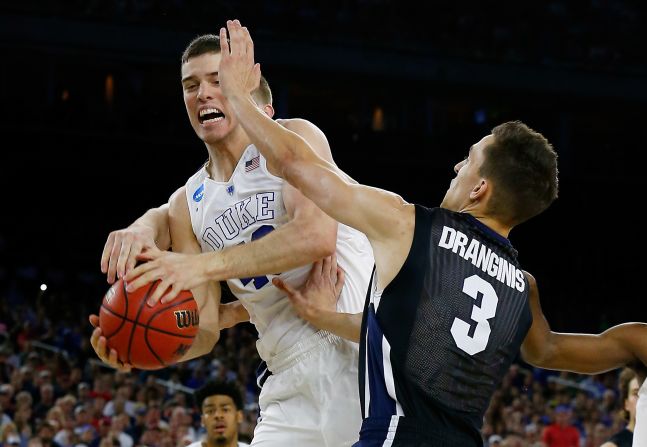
[272,277,297,296]
[89,314,100,328]
[136,246,161,261]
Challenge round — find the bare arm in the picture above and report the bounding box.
[218,301,250,329]
[167,188,221,362]
[89,191,221,369]
[219,21,414,289]
[203,121,339,280]
[521,272,647,374]
[125,121,342,303]
[101,203,171,283]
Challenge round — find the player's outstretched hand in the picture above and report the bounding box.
[274,254,345,326]
[88,314,132,373]
[218,19,261,101]
[124,248,208,306]
[101,225,156,284]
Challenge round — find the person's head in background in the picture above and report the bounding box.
[618,367,640,431]
[194,380,245,447]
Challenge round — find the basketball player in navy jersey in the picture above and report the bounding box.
[215,20,647,447]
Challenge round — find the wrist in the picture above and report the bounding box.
[203,251,225,282]
[228,93,257,115]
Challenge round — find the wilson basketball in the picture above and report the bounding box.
[99,279,199,370]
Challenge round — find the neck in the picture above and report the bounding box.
[459,206,512,239]
[628,416,636,432]
[472,216,511,239]
[205,128,252,182]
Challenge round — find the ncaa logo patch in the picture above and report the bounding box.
[193,184,204,202]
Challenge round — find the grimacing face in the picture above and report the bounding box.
[181,52,237,145]
[201,395,242,444]
[440,134,493,212]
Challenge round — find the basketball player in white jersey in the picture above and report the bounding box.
[90,27,373,446]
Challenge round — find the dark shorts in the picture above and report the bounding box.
[352,416,482,447]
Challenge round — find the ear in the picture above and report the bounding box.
[469,179,488,201]
[236,410,243,424]
[263,104,275,118]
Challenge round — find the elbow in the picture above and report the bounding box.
[307,226,337,259]
[199,329,220,356]
[282,155,302,186]
[318,240,336,258]
[521,350,548,369]
[306,236,335,260]
[521,335,556,369]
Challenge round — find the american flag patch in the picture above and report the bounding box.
[245,156,260,172]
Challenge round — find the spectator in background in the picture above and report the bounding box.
[542,405,580,447]
[602,368,640,447]
[188,380,249,447]
[110,413,133,447]
[37,421,63,447]
[33,384,55,422]
[487,434,503,447]
[0,422,21,446]
[0,384,14,423]
[524,423,543,447]
[124,404,146,445]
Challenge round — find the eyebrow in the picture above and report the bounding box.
[181,72,219,84]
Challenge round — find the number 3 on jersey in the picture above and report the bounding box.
[239,225,276,289]
[450,274,499,355]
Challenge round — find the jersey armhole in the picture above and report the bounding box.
[259,154,284,183]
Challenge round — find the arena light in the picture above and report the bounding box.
[40,284,47,291]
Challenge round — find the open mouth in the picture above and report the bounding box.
[199,107,225,124]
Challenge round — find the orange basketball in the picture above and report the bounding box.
[99,279,199,370]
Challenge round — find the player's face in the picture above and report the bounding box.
[181,52,238,144]
[201,395,242,444]
[440,134,492,211]
[625,377,640,420]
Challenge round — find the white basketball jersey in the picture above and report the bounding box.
[185,145,374,361]
[635,379,647,447]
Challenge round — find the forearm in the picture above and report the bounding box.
[528,323,647,374]
[307,311,362,343]
[178,282,220,362]
[219,301,250,329]
[177,327,219,362]
[229,95,311,176]
[204,219,333,281]
[133,204,171,250]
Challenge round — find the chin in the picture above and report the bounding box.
[200,129,229,145]
[209,435,227,445]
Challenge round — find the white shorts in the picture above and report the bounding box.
[251,331,362,447]
[635,378,647,447]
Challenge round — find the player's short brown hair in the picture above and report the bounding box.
[181,34,272,106]
[481,121,559,226]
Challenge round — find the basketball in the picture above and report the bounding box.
[98,279,199,370]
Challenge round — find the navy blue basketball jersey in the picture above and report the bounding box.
[356,205,532,446]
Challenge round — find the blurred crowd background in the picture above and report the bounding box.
[0,291,638,447]
[2,1,646,446]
